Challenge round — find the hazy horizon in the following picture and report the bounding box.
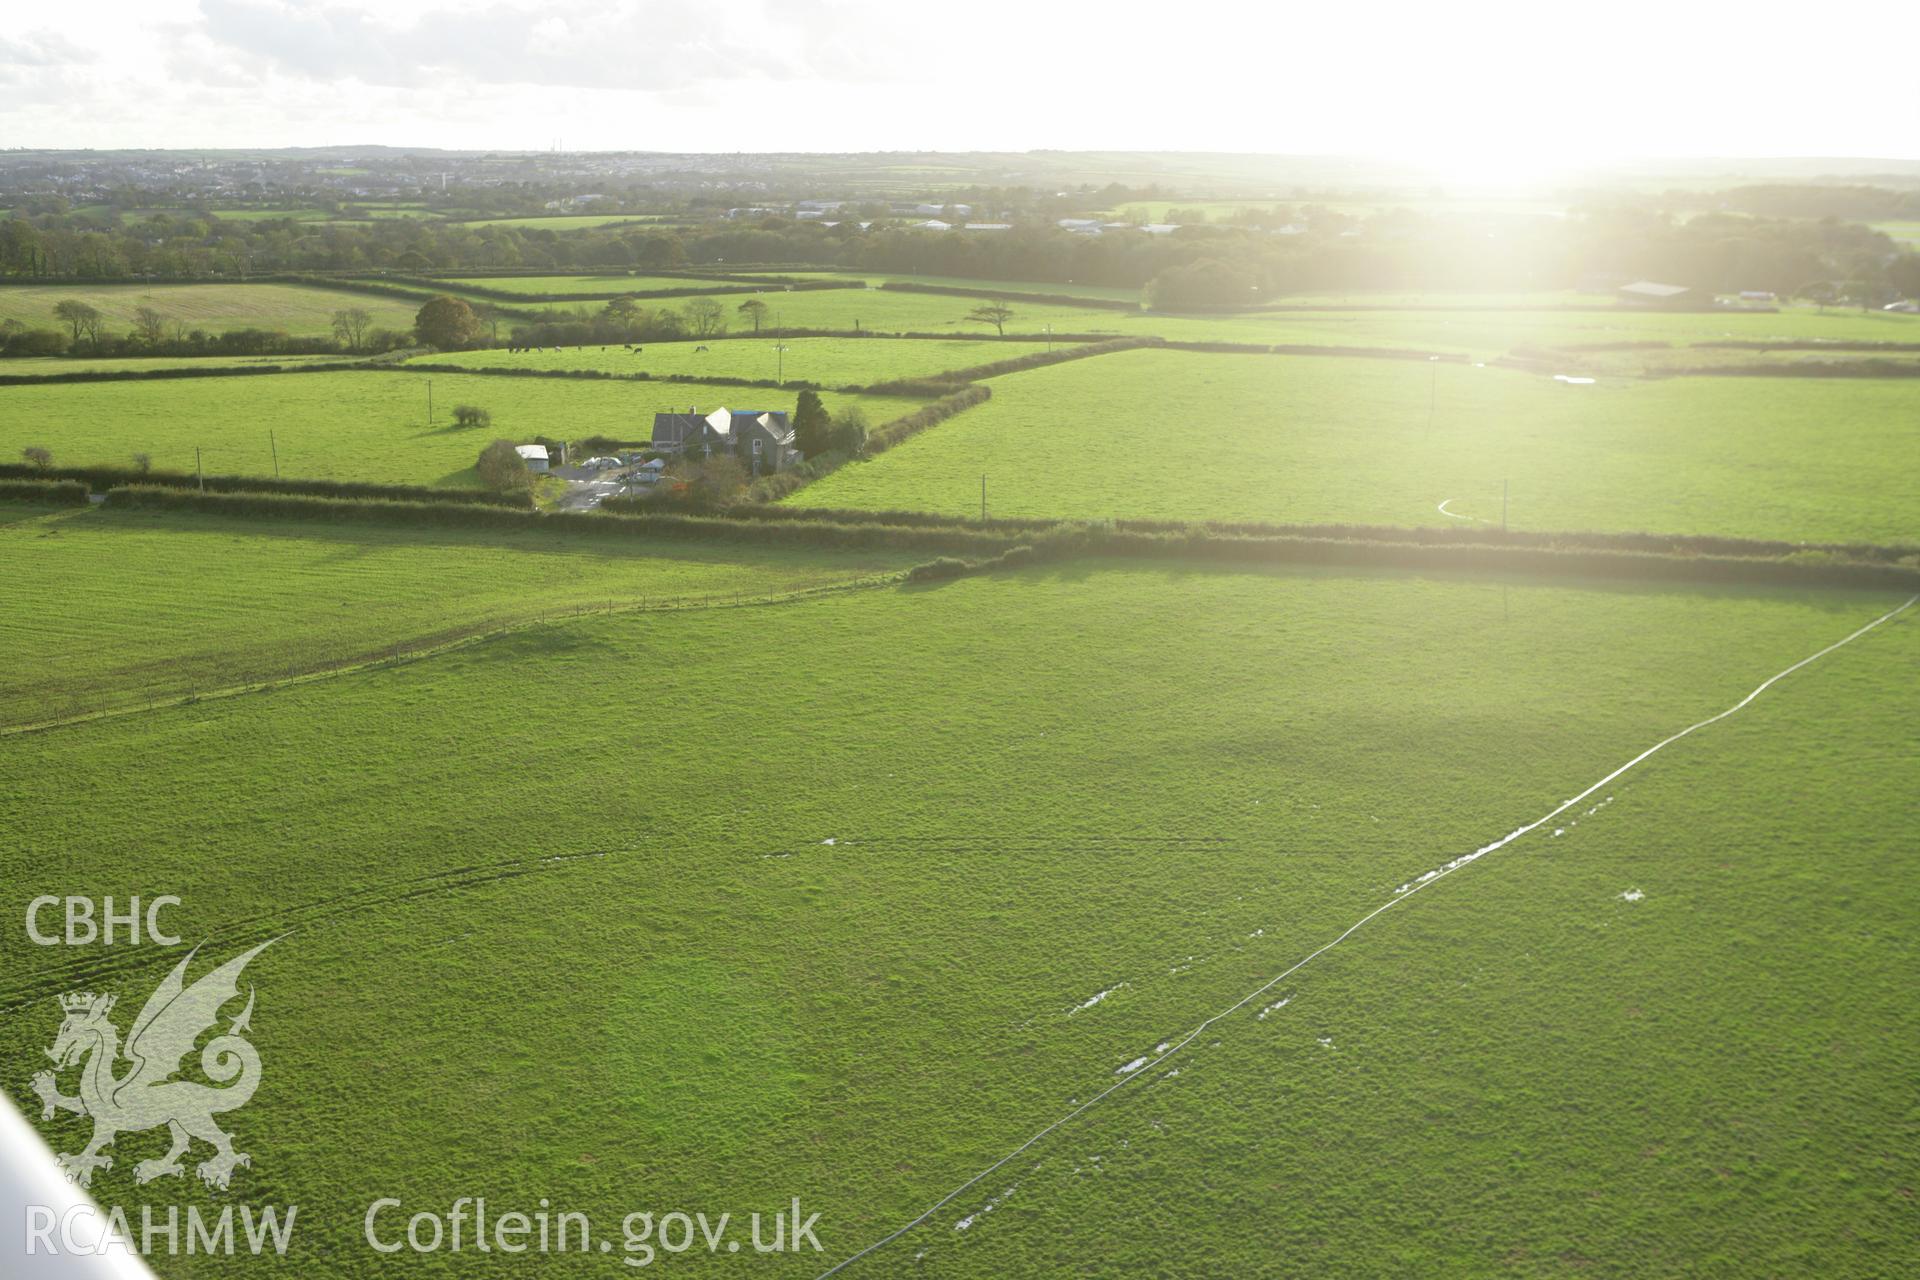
[5,0,1918,179]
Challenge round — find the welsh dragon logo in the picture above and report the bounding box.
[32,942,272,1191]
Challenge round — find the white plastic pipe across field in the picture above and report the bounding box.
[815,592,1917,1278]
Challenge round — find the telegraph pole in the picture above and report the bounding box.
[981,474,987,522]
[196,447,203,492]
[270,430,279,478]
[774,342,790,385]
[426,379,433,426]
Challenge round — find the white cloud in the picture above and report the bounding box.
[0,29,96,68]
[0,0,1915,162]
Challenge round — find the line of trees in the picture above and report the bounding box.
[2,193,1914,309]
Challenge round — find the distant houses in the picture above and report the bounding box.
[650,407,799,473]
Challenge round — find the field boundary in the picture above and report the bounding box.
[725,503,1920,566]
[80,484,1920,594]
[814,592,1918,1277]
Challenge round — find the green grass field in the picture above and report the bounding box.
[414,336,1057,385]
[440,275,741,296]
[790,348,1920,543]
[533,285,1124,336]
[0,371,927,485]
[3,565,1911,1277]
[1104,299,1920,355]
[484,282,1920,354]
[452,213,667,230]
[0,504,913,728]
[0,283,420,338]
[724,271,1150,304]
[207,208,332,223]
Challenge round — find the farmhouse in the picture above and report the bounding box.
[650,407,800,473]
[1617,280,1699,307]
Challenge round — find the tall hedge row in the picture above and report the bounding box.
[714,503,1920,565]
[394,362,832,393]
[92,484,1920,594]
[0,479,89,506]
[0,360,371,387]
[99,485,1013,555]
[866,384,993,454]
[0,464,530,507]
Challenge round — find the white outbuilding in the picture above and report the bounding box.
[515,444,550,474]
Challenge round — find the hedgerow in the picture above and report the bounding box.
[393,362,829,393]
[94,484,1920,594]
[711,503,1920,565]
[0,464,530,507]
[0,360,372,387]
[0,479,89,506]
[99,485,1013,555]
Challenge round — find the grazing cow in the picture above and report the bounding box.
[694,345,709,353]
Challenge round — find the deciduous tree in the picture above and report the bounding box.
[414,295,484,350]
[475,439,531,492]
[330,307,373,351]
[828,406,869,458]
[51,300,101,346]
[965,302,1015,335]
[682,297,729,337]
[131,306,168,345]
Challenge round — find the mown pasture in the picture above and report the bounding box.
[417,336,1058,385]
[487,280,1920,354]
[439,274,741,296]
[2,566,1911,1277]
[0,283,420,338]
[451,213,670,230]
[0,504,914,728]
[207,208,332,222]
[0,371,927,486]
[791,348,1920,544]
[723,270,1151,303]
[510,282,1124,336]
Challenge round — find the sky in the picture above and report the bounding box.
[2,0,1917,174]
